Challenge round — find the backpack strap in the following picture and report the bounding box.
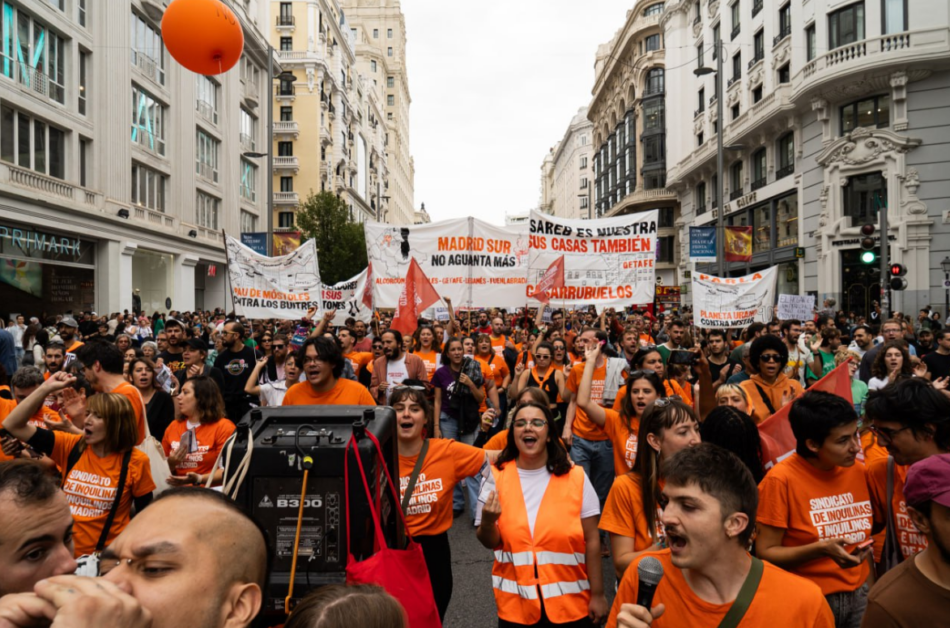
[716,556,764,628]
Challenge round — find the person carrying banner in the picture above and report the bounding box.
[740,335,803,425]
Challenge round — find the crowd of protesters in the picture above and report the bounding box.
[0,297,948,628]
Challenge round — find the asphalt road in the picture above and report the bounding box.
[442,507,617,628]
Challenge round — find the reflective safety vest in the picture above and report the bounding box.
[490,464,590,624]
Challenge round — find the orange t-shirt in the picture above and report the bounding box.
[49,432,155,556]
[110,382,147,445]
[599,472,664,551]
[566,362,608,441]
[0,402,67,463]
[490,335,508,356]
[161,418,236,476]
[475,353,509,388]
[282,378,376,406]
[414,350,441,381]
[475,360,495,413]
[602,408,639,476]
[344,351,374,378]
[606,550,834,628]
[399,439,485,537]
[0,398,18,462]
[484,429,509,451]
[865,456,928,563]
[757,453,872,595]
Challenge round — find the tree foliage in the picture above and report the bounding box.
[296,191,368,285]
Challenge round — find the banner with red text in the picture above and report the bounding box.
[527,209,658,308]
[364,218,529,309]
[692,267,777,328]
[225,233,322,320]
[321,268,372,325]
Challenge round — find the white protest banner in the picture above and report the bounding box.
[692,267,778,328]
[321,269,372,325]
[527,209,658,309]
[225,233,322,320]
[364,218,528,309]
[776,294,816,322]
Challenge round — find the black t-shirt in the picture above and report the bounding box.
[214,345,260,401]
[145,390,175,439]
[158,348,186,374]
[174,365,227,395]
[707,357,737,384]
[923,351,950,381]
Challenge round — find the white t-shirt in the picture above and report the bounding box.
[260,380,289,407]
[868,376,890,391]
[385,356,408,402]
[475,465,600,536]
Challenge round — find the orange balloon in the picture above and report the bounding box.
[161,0,244,76]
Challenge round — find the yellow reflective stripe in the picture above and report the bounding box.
[494,550,534,566]
[535,551,586,566]
[540,579,591,599]
[492,575,540,600]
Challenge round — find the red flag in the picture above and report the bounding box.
[530,255,566,305]
[361,262,374,310]
[758,360,855,468]
[390,258,440,336]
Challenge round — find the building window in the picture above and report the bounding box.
[777,63,790,83]
[643,98,665,131]
[280,106,293,122]
[712,24,720,59]
[732,53,741,80]
[752,203,771,252]
[387,94,394,106]
[387,28,393,38]
[240,109,256,152]
[241,56,260,91]
[645,34,660,52]
[278,2,293,23]
[130,12,165,85]
[79,138,88,187]
[752,148,767,189]
[697,87,705,114]
[280,176,293,192]
[279,77,294,96]
[1,105,65,179]
[580,178,588,189]
[371,60,377,72]
[711,175,718,207]
[752,85,763,103]
[843,171,886,222]
[78,0,86,27]
[1,6,66,104]
[777,132,794,178]
[642,135,665,164]
[696,181,707,214]
[579,156,587,169]
[840,94,889,134]
[277,141,293,157]
[278,212,295,228]
[79,51,89,115]
[657,236,674,263]
[196,129,219,183]
[778,2,792,40]
[280,37,292,51]
[131,85,165,155]
[240,211,257,233]
[643,2,664,17]
[580,196,589,210]
[776,193,798,247]
[387,76,394,88]
[730,160,743,199]
[387,47,393,56]
[806,24,816,60]
[373,28,378,38]
[753,30,764,62]
[659,207,674,228]
[697,42,704,68]
[644,172,667,190]
[196,191,219,230]
[387,112,392,120]
[829,1,864,49]
[645,68,664,95]
[131,162,166,212]
[731,103,740,120]
[697,132,704,146]
[731,1,740,39]
[240,159,257,203]
[752,0,763,17]
[196,75,218,125]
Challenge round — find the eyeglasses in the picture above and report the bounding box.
[869,425,911,442]
[759,354,783,363]
[301,357,325,366]
[535,354,552,360]
[513,419,547,429]
[653,395,683,408]
[392,385,427,391]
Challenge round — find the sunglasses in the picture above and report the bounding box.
[392,385,427,391]
[628,369,657,380]
[759,354,784,363]
[535,354,552,360]
[272,344,286,350]
[652,395,683,408]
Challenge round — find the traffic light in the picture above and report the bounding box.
[889,263,908,291]
[860,224,876,264]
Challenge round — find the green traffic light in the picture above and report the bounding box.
[861,251,876,264]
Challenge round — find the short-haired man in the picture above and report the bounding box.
[158,317,188,373]
[74,341,147,445]
[0,460,77,596]
[781,319,812,386]
[42,342,67,381]
[474,310,492,336]
[339,327,374,381]
[914,327,935,358]
[55,316,83,355]
[369,329,429,404]
[283,336,375,406]
[489,316,512,356]
[608,444,833,628]
[352,319,373,352]
[656,319,687,366]
[213,321,260,422]
[0,488,266,628]
[921,329,950,381]
[859,319,917,383]
[864,378,949,570]
[175,338,226,392]
[862,454,950,627]
[848,324,874,359]
[704,329,737,385]
[6,367,59,430]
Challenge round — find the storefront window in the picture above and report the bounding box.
[775,192,798,247]
[753,204,771,253]
[132,249,173,314]
[777,261,799,295]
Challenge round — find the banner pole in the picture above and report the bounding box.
[222,230,236,315]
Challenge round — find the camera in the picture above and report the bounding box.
[668,350,697,366]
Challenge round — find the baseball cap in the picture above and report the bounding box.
[164,317,185,329]
[903,453,950,509]
[184,338,209,352]
[58,316,79,328]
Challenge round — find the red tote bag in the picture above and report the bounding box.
[344,431,442,628]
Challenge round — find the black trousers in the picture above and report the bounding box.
[416,532,452,623]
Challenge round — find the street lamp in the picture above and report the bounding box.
[942,256,950,320]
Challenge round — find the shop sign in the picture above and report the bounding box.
[0,225,82,259]
[831,235,896,247]
[725,191,757,213]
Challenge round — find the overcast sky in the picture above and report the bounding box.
[404,0,632,226]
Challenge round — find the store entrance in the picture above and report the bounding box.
[841,249,881,319]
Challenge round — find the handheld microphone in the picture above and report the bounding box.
[636,556,665,610]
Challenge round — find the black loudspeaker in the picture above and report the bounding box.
[223,405,401,623]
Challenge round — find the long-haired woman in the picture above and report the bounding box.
[128,356,174,438]
[2,372,155,557]
[509,341,567,419]
[476,401,608,627]
[868,341,914,391]
[598,398,701,578]
[162,376,235,487]
[412,324,442,382]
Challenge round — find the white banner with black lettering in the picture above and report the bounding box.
[692,267,778,328]
[321,269,372,325]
